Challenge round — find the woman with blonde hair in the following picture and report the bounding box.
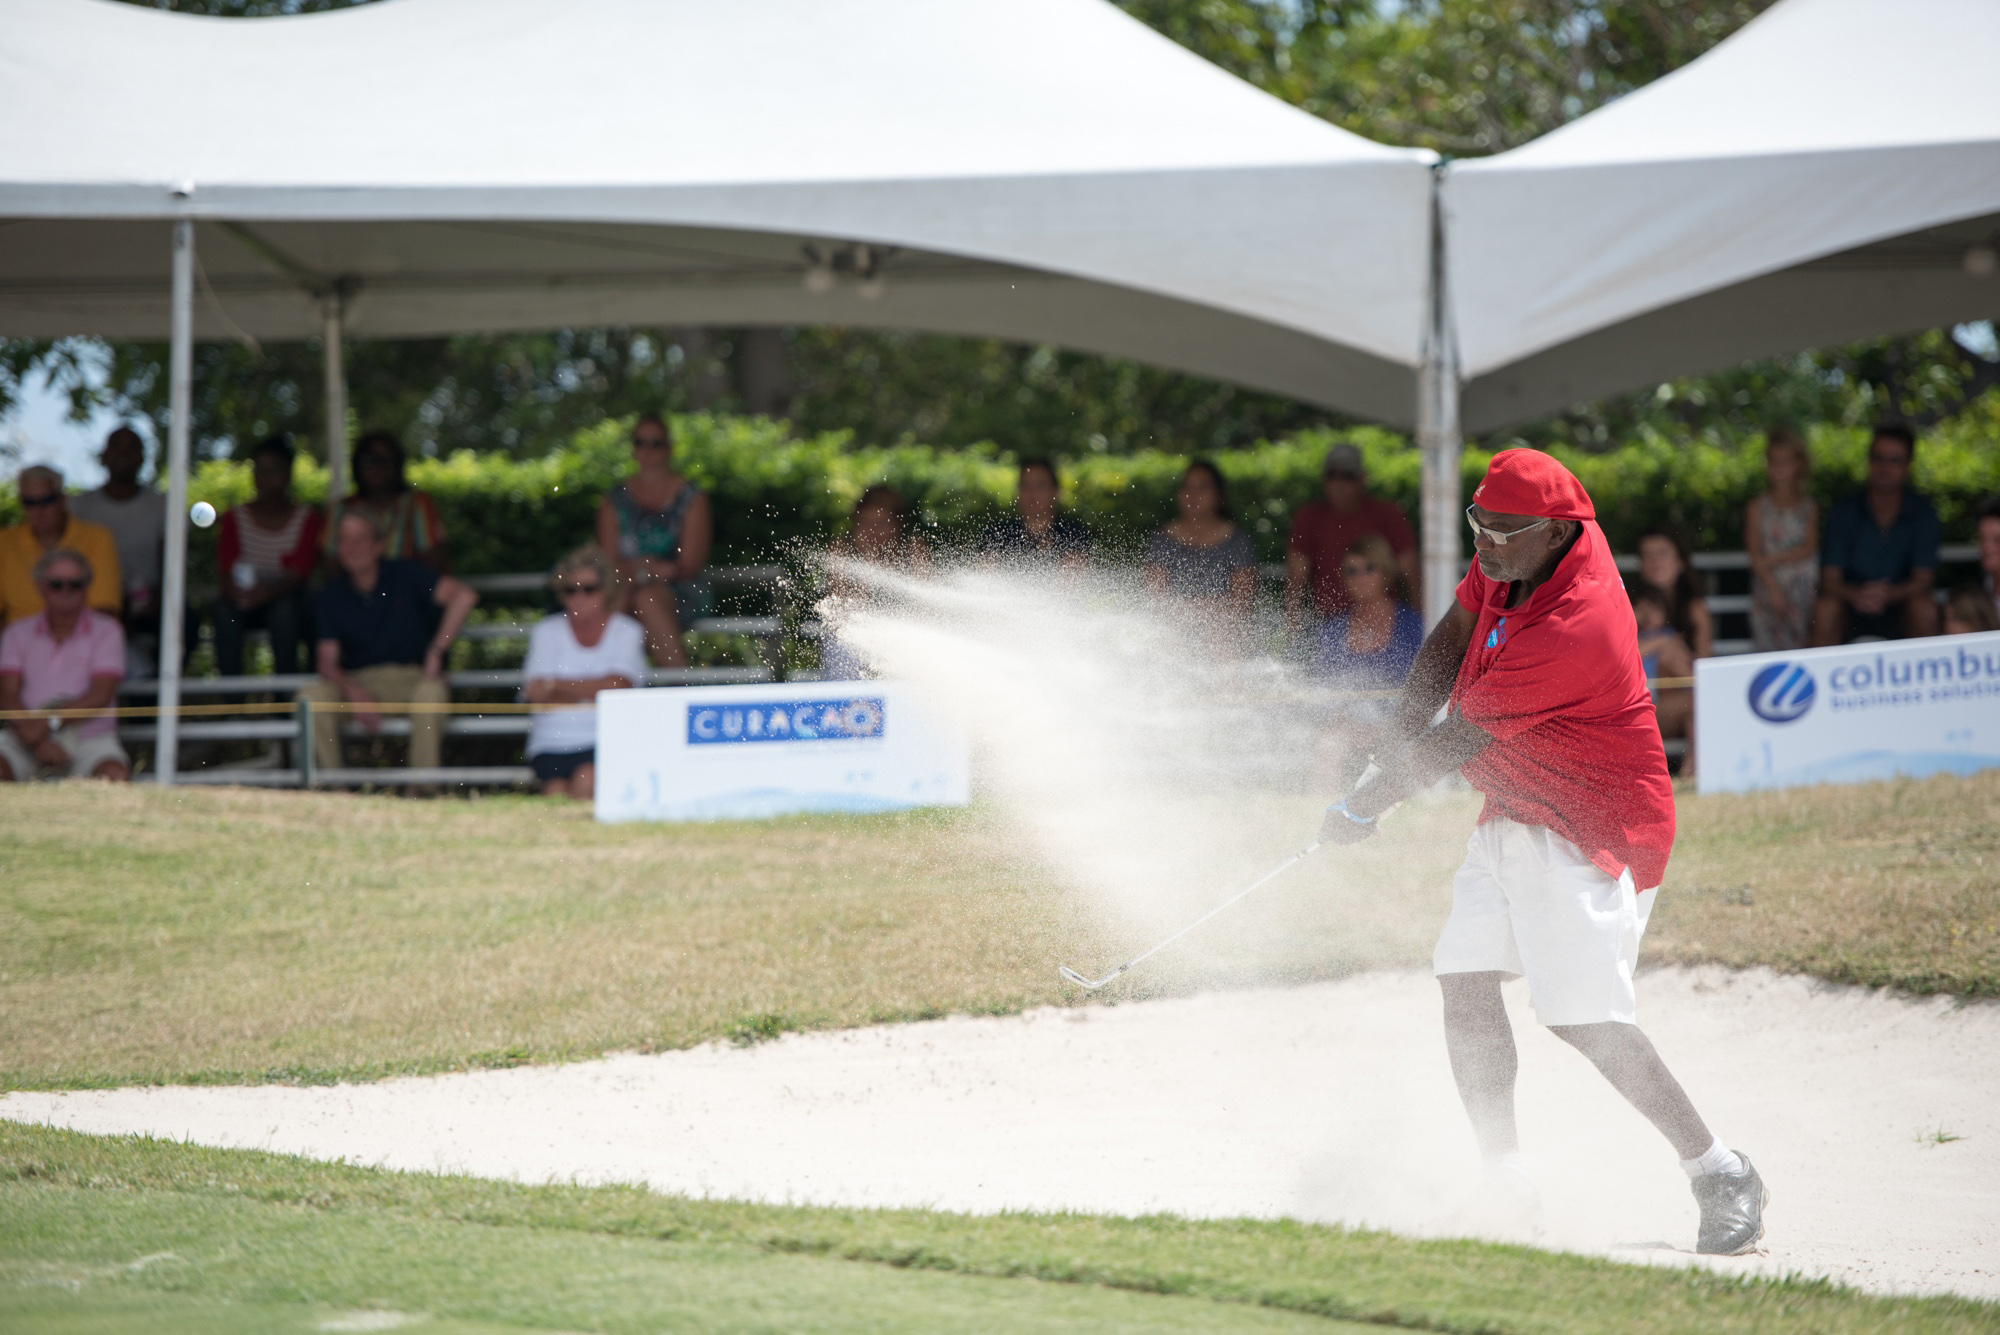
[1745,427,1818,651]
[520,545,649,799]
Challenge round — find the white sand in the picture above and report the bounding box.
[6,966,1996,1300]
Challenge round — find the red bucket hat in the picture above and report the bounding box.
[1471,449,1595,521]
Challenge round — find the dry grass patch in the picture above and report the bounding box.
[1652,770,2000,995]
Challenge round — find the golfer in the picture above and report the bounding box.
[1317,448,1766,1255]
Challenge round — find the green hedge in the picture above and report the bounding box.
[6,400,1998,581]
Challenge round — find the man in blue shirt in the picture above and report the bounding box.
[298,511,478,775]
[1812,424,1940,644]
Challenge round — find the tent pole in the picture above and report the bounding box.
[1415,164,1462,629]
[157,217,195,785]
[323,291,348,503]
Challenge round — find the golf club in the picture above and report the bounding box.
[1058,841,1322,990]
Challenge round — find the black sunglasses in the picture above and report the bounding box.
[20,493,61,508]
[558,582,603,597]
[41,577,86,592]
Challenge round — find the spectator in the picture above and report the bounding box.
[325,431,448,574]
[1312,534,1423,688]
[0,548,130,782]
[1943,586,2000,636]
[1744,427,1818,652]
[596,412,711,669]
[0,465,121,628]
[214,435,324,677]
[1632,584,1696,773]
[298,512,478,778]
[1284,442,1417,634]
[521,546,647,800]
[822,485,930,680]
[69,426,165,665]
[1976,495,2000,623]
[1143,460,1257,623]
[1630,527,1713,659]
[1310,533,1423,789]
[982,459,1091,567]
[1812,423,1940,644]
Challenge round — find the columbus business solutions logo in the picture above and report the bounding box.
[1747,661,1816,723]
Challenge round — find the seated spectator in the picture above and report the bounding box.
[521,546,648,800]
[1143,460,1256,623]
[981,459,1090,567]
[69,426,165,670]
[1976,495,2000,624]
[1310,534,1422,790]
[596,412,711,669]
[1628,528,1704,773]
[325,431,448,575]
[0,465,122,628]
[1744,427,1818,652]
[1812,423,1940,644]
[1284,442,1417,636]
[0,548,130,782]
[1312,535,1423,689]
[214,435,324,677]
[1632,585,1696,773]
[297,512,478,779]
[1943,585,2000,636]
[822,485,930,680]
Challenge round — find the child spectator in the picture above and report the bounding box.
[1943,586,2000,636]
[1143,460,1256,624]
[1812,423,1940,644]
[521,546,647,800]
[214,435,323,676]
[69,427,165,664]
[1631,583,1696,775]
[596,413,711,668]
[1744,427,1818,652]
[325,431,449,574]
[0,548,129,782]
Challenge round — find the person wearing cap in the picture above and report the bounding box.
[1313,447,1766,1257]
[1283,443,1418,635]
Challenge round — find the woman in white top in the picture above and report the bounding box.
[521,545,649,800]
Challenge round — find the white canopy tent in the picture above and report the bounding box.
[0,0,1438,781]
[1445,0,2000,433]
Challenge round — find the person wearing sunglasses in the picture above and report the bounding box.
[596,413,712,669]
[1811,422,1940,645]
[0,465,123,629]
[520,545,649,799]
[0,547,130,782]
[1312,448,1765,1258]
[1310,532,1423,788]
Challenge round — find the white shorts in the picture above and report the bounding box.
[0,728,129,781]
[1432,817,1653,1026]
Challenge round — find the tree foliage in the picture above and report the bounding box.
[5,0,1995,464]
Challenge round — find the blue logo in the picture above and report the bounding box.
[1485,617,1508,650]
[1747,662,1816,723]
[687,697,885,745]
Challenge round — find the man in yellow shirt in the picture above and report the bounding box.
[1,466,122,626]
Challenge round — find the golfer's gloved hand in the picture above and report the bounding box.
[1317,797,1377,846]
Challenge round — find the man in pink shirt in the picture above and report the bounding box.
[0,547,130,782]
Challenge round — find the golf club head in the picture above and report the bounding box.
[1058,965,1107,990]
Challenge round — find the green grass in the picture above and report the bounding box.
[3,1123,1993,1335]
[3,774,1998,1090]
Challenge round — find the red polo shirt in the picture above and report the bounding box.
[1286,496,1416,615]
[1451,521,1676,889]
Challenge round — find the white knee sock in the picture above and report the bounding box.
[1680,1137,1744,1178]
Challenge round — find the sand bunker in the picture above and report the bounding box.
[6,966,1995,1299]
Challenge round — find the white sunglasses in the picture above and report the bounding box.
[1465,506,1554,546]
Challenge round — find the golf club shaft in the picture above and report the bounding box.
[1087,842,1321,985]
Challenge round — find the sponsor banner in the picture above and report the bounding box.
[1695,630,2000,794]
[596,681,968,822]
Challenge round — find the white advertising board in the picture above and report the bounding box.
[1695,630,2000,795]
[594,681,970,823]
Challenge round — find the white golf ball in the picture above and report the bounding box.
[190,501,217,528]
